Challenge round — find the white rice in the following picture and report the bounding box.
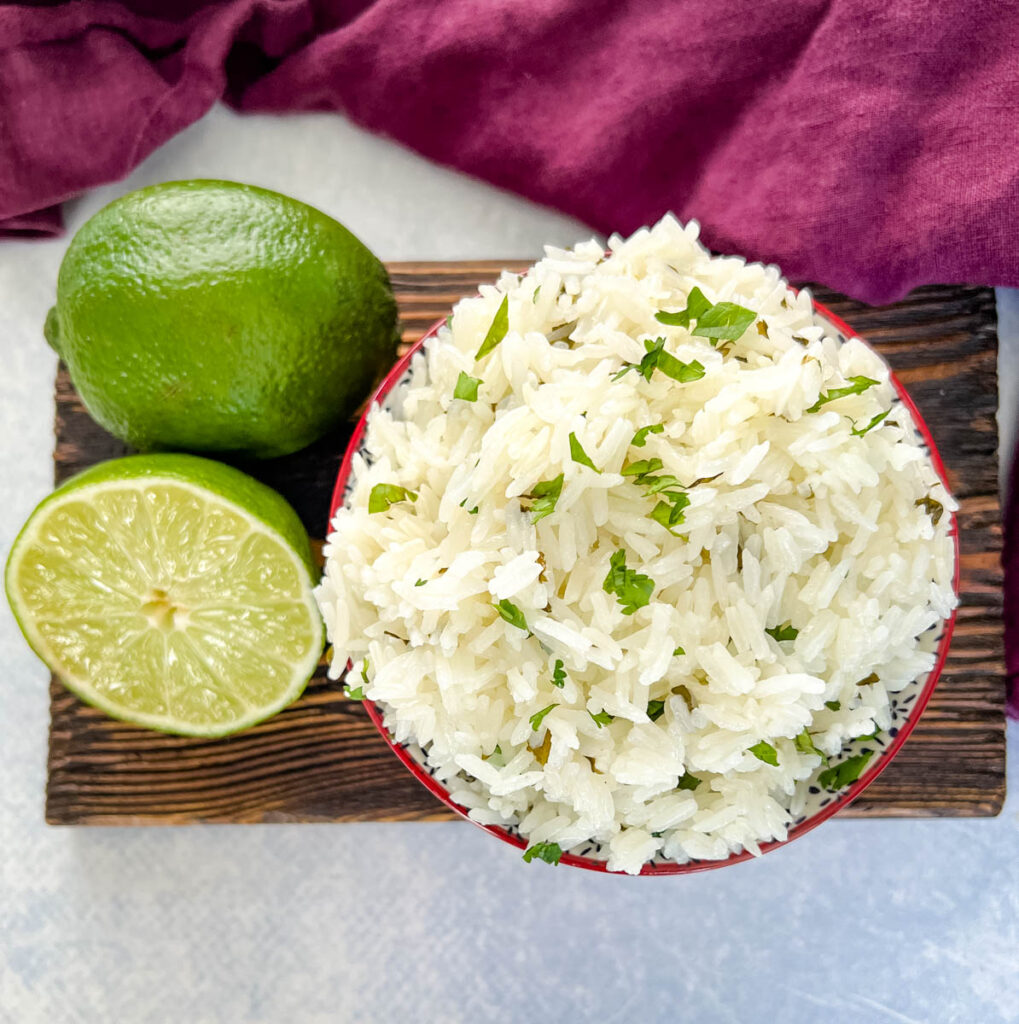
[316,215,957,875]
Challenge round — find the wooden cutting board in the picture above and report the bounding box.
[45,264,1007,825]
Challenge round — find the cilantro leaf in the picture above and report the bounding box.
[806,375,879,414]
[528,473,564,523]
[692,301,757,343]
[414,579,426,587]
[522,841,563,865]
[642,474,682,495]
[589,710,614,728]
[858,673,880,686]
[475,294,510,359]
[614,337,704,384]
[346,657,369,700]
[622,458,663,479]
[649,496,689,531]
[647,699,665,722]
[569,431,600,472]
[749,740,779,766]
[851,409,889,436]
[495,598,528,632]
[453,371,481,401]
[602,549,655,615]
[794,729,826,761]
[915,495,945,526]
[529,703,558,731]
[676,771,701,791]
[817,751,873,791]
[756,320,769,337]
[655,286,712,328]
[765,623,799,642]
[673,646,686,657]
[631,424,665,447]
[551,659,566,689]
[825,700,841,711]
[368,483,418,514]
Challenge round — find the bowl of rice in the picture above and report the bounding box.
[316,216,958,875]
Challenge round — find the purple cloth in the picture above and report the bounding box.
[2,0,1017,710]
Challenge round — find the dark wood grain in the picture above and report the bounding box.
[45,265,1006,824]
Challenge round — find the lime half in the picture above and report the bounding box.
[5,454,323,736]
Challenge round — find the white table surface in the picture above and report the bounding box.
[1,106,1016,1024]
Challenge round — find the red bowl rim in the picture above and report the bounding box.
[327,297,960,876]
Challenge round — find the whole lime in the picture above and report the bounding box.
[45,180,399,458]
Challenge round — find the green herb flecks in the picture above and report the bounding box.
[825,700,841,712]
[765,623,799,642]
[569,432,600,472]
[692,302,757,343]
[748,740,779,766]
[851,409,890,436]
[673,646,686,657]
[613,337,705,384]
[475,294,510,359]
[649,494,690,532]
[756,320,769,338]
[654,286,711,328]
[631,424,665,447]
[551,659,567,689]
[529,703,557,731]
[806,376,879,414]
[414,579,426,587]
[622,458,663,480]
[915,495,945,526]
[495,598,528,632]
[453,371,481,401]
[817,751,873,791]
[858,673,880,686]
[677,771,701,791]
[345,657,370,700]
[794,730,826,761]
[522,841,563,865]
[589,710,614,728]
[602,549,655,615]
[528,473,564,524]
[368,483,418,514]
[647,699,666,722]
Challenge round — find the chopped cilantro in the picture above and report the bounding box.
[649,495,690,531]
[414,579,426,587]
[851,409,890,436]
[676,771,701,791]
[756,320,769,337]
[647,699,666,722]
[642,474,682,494]
[602,549,655,615]
[654,286,711,328]
[589,710,614,728]
[622,458,663,479]
[855,727,881,743]
[475,294,510,359]
[749,740,779,766]
[569,431,600,472]
[528,473,564,523]
[613,337,705,383]
[858,673,880,686]
[368,483,418,514]
[522,841,563,865]
[794,729,826,761]
[806,375,879,414]
[345,685,366,700]
[915,495,945,526]
[445,314,453,329]
[468,506,479,515]
[818,751,873,791]
[453,371,481,401]
[529,703,557,731]
[673,646,686,657]
[551,659,567,689]
[495,598,528,632]
[692,301,757,343]
[765,623,799,642]
[825,700,842,712]
[631,424,665,447]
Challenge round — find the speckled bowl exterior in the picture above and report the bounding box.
[327,300,959,875]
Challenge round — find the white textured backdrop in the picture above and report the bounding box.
[1,106,1016,1024]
